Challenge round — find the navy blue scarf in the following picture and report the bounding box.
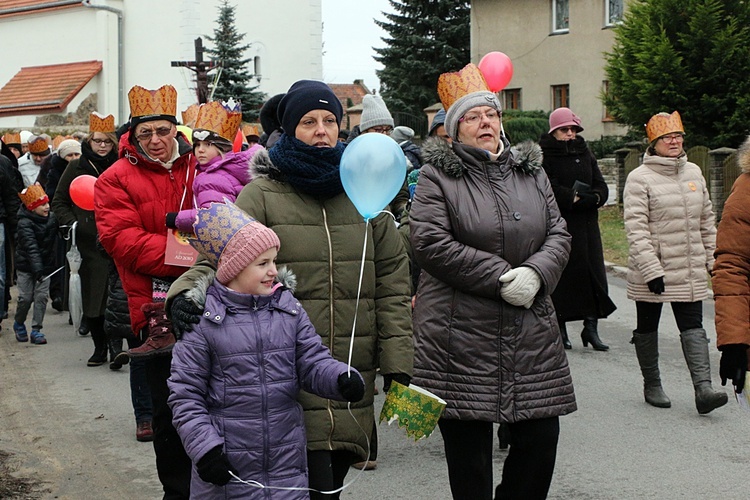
[268,133,345,197]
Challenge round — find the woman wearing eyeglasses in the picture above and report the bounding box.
[52,113,122,366]
[409,63,575,499]
[624,110,727,414]
[540,108,616,351]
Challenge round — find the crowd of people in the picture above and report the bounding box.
[0,60,739,499]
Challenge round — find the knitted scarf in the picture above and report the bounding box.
[268,133,345,197]
[80,139,118,177]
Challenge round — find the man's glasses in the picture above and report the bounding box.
[659,134,684,143]
[91,138,114,146]
[459,110,501,126]
[134,126,173,142]
[369,126,393,135]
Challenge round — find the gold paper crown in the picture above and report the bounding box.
[2,132,21,145]
[18,183,48,210]
[242,124,259,137]
[193,99,242,142]
[646,111,684,143]
[89,112,115,133]
[52,135,73,150]
[28,136,49,154]
[181,104,200,127]
[128,85,178,119]
[437,63,491,110]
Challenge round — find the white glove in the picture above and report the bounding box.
[499,267,541,308]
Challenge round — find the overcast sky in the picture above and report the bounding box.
[321,0,394,92]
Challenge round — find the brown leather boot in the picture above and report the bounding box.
[128,302,175,358]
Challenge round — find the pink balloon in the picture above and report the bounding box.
[69,174,97,211]
[478,52,514,92]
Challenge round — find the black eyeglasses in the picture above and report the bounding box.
[134,126,173,142]
[91,138,114,146]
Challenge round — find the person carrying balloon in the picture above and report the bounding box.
[13,184,58,345]
[409,63,575,499]
[166,79,413,499]
[165,98,263,234]
[52,113,126,367]
[168,202,365,497]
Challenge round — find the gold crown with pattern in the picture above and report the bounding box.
[646,111,684,143]
[52,135,73,150]
[2,132,21,145]
[181,104,200,127]
[28,136,50,154]
[193,99,242,142]
[437,63,491,111]
[18,183,49,211]
[89,112,116,133]
[128,85,178,119]
[242,124,259,137]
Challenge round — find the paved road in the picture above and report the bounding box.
[0,272,746,499]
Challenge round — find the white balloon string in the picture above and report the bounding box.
[347,220,369,375]
[228,402,371,495]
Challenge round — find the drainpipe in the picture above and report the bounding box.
[81,0,124,123]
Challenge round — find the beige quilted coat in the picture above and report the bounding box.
[623,152,715,303]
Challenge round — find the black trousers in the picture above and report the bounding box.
[439,417,560,500]
[307,449,359,500]
[634,301,703,333]
[146,355,192,500]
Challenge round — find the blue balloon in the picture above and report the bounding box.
[340,133,407,220]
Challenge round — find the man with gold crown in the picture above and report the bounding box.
[95,84,195,498]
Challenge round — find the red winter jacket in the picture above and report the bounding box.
[95,131,195,334]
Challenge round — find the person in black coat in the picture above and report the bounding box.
[540,107,616,351]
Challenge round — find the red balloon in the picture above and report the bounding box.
[69,174,97,211]
[232,129,245,152]
[478,52,514,92]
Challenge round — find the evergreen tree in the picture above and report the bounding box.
[603,0,750,148]
[374,0,470,123]
[206,0,266,122]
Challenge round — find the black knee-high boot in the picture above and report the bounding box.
[87,316,108,367]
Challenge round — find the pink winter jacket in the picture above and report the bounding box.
[174,144,263,232]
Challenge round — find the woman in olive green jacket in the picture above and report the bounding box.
[166,80,413,498]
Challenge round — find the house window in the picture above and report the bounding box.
[552,84,569,109]
[605,0,624,26]
[602,81,615,121]
[503,88,521,110]
[552,0,569,33]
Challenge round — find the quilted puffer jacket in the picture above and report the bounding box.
[409,138,576,423]
[168,273,359,499]
[623,151,715,303]
[15,205,58,276]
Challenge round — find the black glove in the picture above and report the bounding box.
[338,372,365,402]
[196,446,237,486]
[719,344,748,394]
[165,212,178,229]
[170,292,203,340]
[383,373,412,393]
[573,192,598,209]
[647,277,665,295]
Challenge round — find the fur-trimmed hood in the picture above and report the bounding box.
[739,136,750,174]
[420,137,542,178]
[185,265,297,308]
[247,146,282,182]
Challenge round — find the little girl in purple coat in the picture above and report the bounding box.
[166,99,263,232]
[168,203,365,499]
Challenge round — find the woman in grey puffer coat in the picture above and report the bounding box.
[409,63,575,500]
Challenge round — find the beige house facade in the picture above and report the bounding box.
[470,0,632,139]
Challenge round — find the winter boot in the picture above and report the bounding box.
[631,331,671,408]
[87,328,109,367]
[679,328,729,414]
[558,317,572,350]
[581,317,609,351]
[108,337,129,371]
[128,303,175,358]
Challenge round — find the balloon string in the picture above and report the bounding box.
[347,220,369,375]
[228,402,371,495]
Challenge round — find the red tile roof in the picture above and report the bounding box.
[0,0,81,19]
[329,80,371,113]
[0,61,103,117]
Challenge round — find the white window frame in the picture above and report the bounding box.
[552,0,569,34]
[605,0,624,27]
